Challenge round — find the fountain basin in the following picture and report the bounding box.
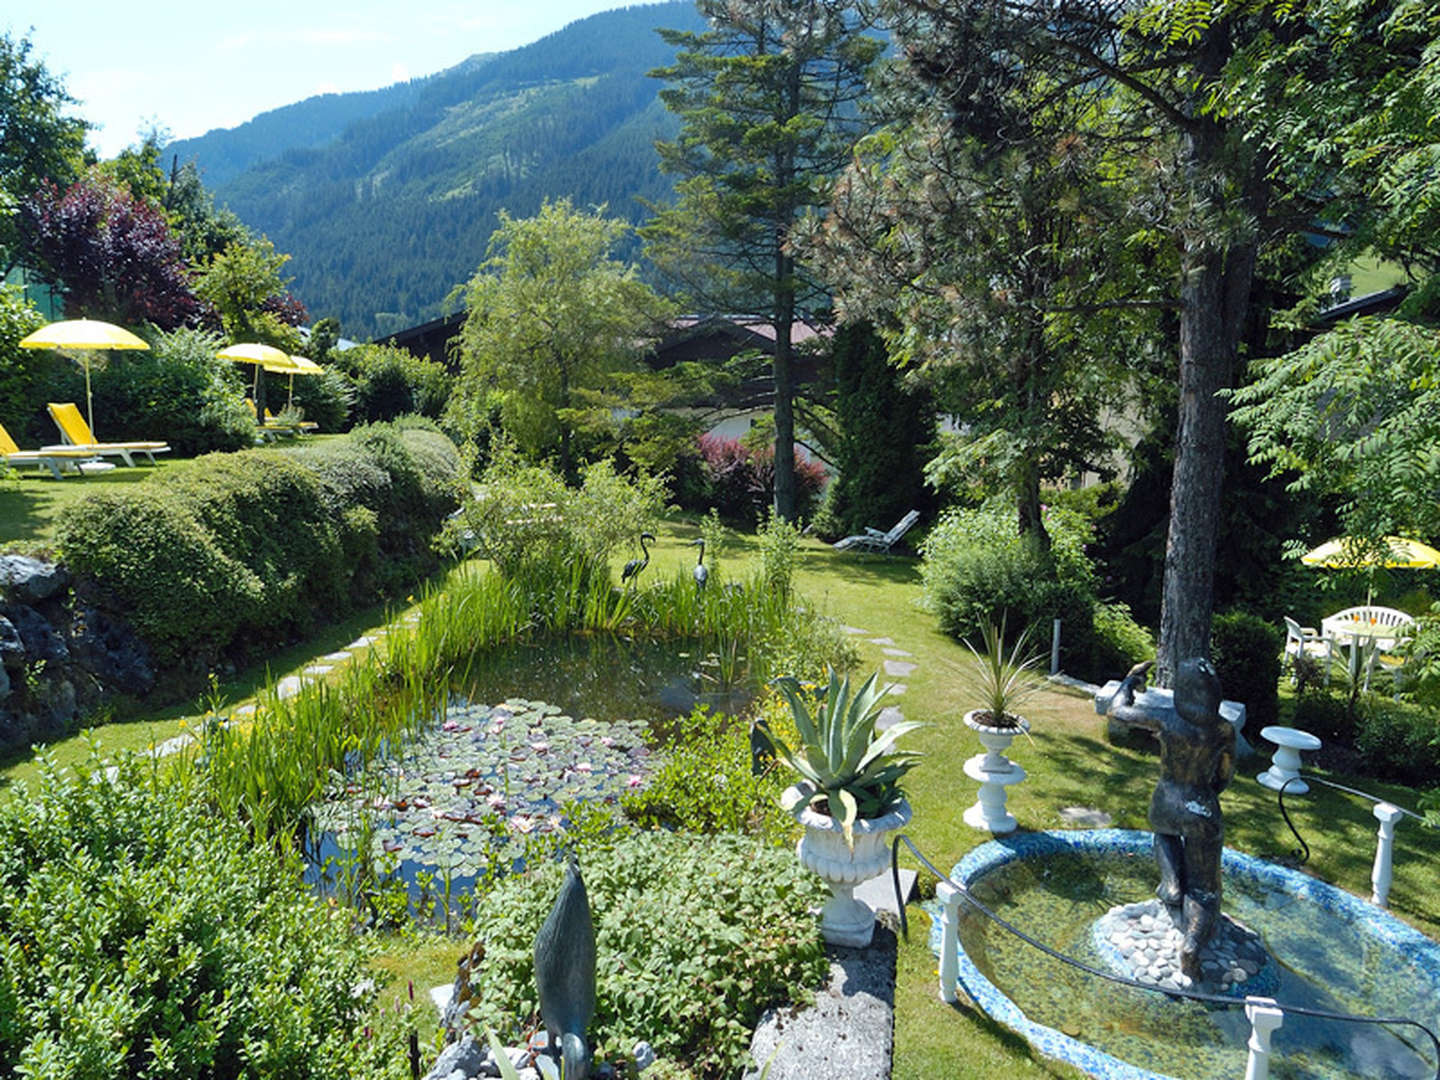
[932,829,1440,1079]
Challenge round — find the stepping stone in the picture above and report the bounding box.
[322,650,353,662]
[147,735,190,758]
[883,659,917,678]
[428,984,453,1016]
[1059,806,1113,828]
[882,647,913,657]
[233,704,257,717]
[275,676,303,699]
[885,683,907,696]
[855,867,917,916]
[403,613,421,623]
[876,706,905,731]
[868,636,895,645]
[303,664,333,677]
[348,636,379,649]
[840,626,869,635]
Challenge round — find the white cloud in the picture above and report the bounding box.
[390,63,409,84]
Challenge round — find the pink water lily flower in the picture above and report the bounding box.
[626,774,644,788]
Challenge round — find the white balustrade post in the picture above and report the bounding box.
[1243,996,1285,1080]
[937,880,963,1004]
[1371,802,1404,908]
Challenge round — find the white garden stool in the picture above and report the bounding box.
[1257,726,1322,794]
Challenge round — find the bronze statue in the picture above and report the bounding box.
[1107,657,1234,980]
[533,854,596,1079]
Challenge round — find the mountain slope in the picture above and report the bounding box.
[173,2,703,339]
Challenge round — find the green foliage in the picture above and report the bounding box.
[56,425,460,671]
[458,832,827,1080]
[289,366,355,432]
[0,755,369,1079]
[0,284,47,436]
[1086,600,1157,676]
[1210,610,1284,732]
[89,326,255,454]
[961,621,1045,728]
[920,501,1097,649]
[339,343,451,425]
[757,510,802,600]
[1228,317,1440,542]
[761,669,923,847]
[1289,688,1357,745]
[1353,698,1440,786]
[1402,603,1440,707]
[194,236,302,350]
[621,706,791,841]
[448,199,673,476]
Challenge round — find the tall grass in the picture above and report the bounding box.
[177,555,857,852]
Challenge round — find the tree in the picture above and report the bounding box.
[644,1,882,520]
[0,32,88,273]
[18,172,198,329]
[448,199,674,477]
[194,235,306,347]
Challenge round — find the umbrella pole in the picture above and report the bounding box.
[84,355,95,441]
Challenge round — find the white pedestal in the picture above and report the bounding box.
[1257,725,1322,793]
[963,754,1026,833]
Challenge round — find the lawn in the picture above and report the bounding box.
[2,515,1436,1079]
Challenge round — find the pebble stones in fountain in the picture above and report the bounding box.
[1092,899,1277,997]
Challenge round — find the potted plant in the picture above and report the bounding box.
[757,668,923,947]
[960,620,1044,832]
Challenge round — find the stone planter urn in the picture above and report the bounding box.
[788,785,912,948]
[962,709,1029,834]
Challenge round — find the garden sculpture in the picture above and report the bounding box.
[692,537,708,591]
[533,854,596,1079]
[621,532,655,586]
[1106,657,1234,980]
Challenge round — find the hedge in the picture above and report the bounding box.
[57,423,459,673]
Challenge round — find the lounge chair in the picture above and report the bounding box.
[245,400,317,438]
[45,402,170,467]
[0,421,95,480]
[833,509,921,553]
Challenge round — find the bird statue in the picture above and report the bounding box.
[533,854,596,1080]
[692,537,708,591]
[620,532,655,586]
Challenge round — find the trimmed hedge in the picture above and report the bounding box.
[1211,610,1283,732]
[57,423,459,672]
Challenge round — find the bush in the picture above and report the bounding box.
[90,327,255,455]
[338,343,451,425]
[621,706,792,841]
[57,424,461,672]
[1083,600,1156,677]
[687,434,827,523]
[1210,610,1283,731]
[289,366,355,432]
[458,831,826,1079]
[1289,688,1357,744]
[920,501,1097,652]
[0,756,369,1079]
[1354,699,1440,785]
[0,286,48,442]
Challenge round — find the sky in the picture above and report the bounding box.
[7,0,630,159]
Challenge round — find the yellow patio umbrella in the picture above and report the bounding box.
[1301,535,1440,603]
[281,354,324,407]
[218,342,292,420]
[18,319,149,440]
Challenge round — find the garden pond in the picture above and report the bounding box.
[305,635,754,899]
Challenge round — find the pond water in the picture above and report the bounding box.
[951,848,1439,1079]
[305,634,755,905]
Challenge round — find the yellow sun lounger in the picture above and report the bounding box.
[245,400,318,438]
[45,402,171,467]
[0,421,95,479]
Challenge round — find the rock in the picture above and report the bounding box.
[3,605,67,664]
[0,616,24,669]
[67,607,154,696]
[425,1034,489,1080]
[0,664,9,700]
[0,556,68,602]
[632,1042,656,1072]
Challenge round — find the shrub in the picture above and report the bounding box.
[90,327,255,454]
[339,343,451,425]
[0,285,48,441]
[690,434,826,523]
[920,500,1097,653]
[1289,688,1356,744]
[289,366,355,432]
[1082,600,1156,678]
[1354,699,1440,785]
[458,831,826,1079]
[621,706,792,841]
[1210,610,1283,731]
[0,756,369,1079]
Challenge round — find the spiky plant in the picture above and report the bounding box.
[962,618,1045,729]
[760,668,923,848]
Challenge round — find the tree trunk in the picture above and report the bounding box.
[772,295,797,522]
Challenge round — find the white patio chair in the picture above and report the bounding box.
[1283,616,1332,685]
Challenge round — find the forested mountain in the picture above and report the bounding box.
[169,2,703,339]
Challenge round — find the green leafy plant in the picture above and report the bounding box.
[759,669,923,847]
[961,620,1045,729]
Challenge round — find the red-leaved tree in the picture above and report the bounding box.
[19,174,198,329]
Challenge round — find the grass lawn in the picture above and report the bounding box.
[3,514,1436,1079]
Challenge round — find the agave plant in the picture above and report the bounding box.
[759,668,923,848]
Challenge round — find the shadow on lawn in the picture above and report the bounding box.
[0,469,157,543]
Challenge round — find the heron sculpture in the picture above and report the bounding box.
[692,537,708,591]
[621,532,655,586]
[533,854,596,1079]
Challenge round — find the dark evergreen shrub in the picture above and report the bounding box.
[1354,699,1440,784]
[1210,610,1283,731]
